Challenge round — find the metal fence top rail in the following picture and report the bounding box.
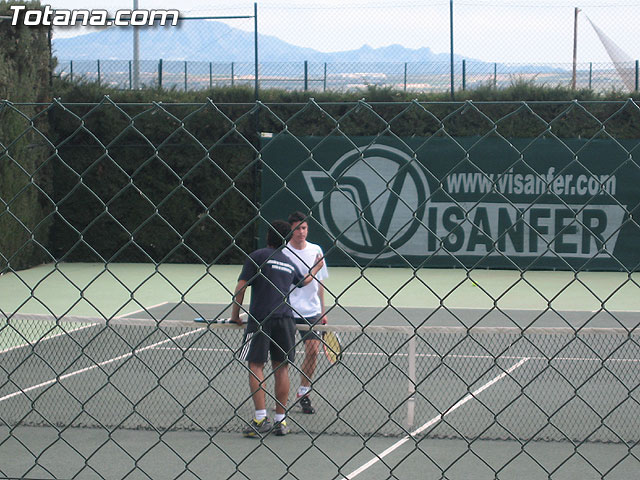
[2,98,639,107]
[54,60,638,66]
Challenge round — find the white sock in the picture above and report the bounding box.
[255,409,267,421]
[274,413,286,422]
[298,386,311,397]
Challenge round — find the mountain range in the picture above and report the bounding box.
[53,19,467,64]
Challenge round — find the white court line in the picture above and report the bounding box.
[342,352,639,363]
[0,302,170,355]
[335,304,614,313]
[152,347,309,356]
[342,357,530,480]
[116,301,169,318]
[0,325,204,403]
[591,308,640,313]
[0,323,96,355]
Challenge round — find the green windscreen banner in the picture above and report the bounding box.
[260,135,640,271]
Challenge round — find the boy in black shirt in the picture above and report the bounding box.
[231,220,324,437]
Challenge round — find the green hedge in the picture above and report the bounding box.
[44,82,638,265]
[4,66,639,268]
[46,89,261,264]
[0,1,52,272]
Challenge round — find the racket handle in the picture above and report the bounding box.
[194,314,247,324]
[194,317,235,324]
[216,317,248,324]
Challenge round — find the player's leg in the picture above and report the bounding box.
[272,360,289,415]
[243,361,273,437]
[241,326,272,437]
[300,337,320,388]
[269,317,296,435]
[248,361,267,411]
[296,315,322,414]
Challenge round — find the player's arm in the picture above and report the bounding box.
[231,279,248,325]
[318,282,327,325]
[300,255,324,286]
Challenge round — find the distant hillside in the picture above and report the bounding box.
[53,19,463,63]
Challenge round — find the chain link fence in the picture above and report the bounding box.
[1,98,640,479]
[54,59,640,93]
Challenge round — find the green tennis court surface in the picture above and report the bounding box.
[2,302,639,479]
[1,266,639,479]
[2,264,640,316]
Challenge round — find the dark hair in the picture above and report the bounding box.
[267,220,291,247]
[288,211,308,225]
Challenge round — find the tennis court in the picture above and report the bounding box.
[2,266,639,480]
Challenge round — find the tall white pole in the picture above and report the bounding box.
[133,0,140,89]
[572,7,580,90]
[449,0,454,99]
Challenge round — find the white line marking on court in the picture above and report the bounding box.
[0,302,170,355]
[342,357,530,480]
[117,301,169,318]
[0,327,205,403]
[333,304,614,313]
[0,323,97,355]
[591,308,640,313]
[151,347,310,356]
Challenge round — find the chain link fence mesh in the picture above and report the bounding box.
[53,59,640,94]
[1,98,640,479]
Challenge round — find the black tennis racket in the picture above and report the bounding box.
[194,312,247,324]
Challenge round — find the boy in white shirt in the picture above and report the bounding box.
[283,211,329,414]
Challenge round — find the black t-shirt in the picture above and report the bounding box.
[238,247,304,321]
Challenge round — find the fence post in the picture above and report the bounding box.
[97,60,101,86]
[407,335,416,428]
[462,59,466,91]
[129,60,132,89]
[494,62,497,89]
[158,59,163,89]
[209,62,213,89]
[404,62,407,91]
[231,62,235,87]
[184,61,188,91]
[324,62,327,92]
[636,60,639,92]
[304,60,308,91]
[589,62,592,90]
[449,0,454,100]
[70,60,73,82]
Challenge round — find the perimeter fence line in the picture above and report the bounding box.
[54,59,640,93]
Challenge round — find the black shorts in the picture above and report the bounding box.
[239,316,296,364]
[295,315,323,342]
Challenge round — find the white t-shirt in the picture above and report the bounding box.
[283,242,329,318]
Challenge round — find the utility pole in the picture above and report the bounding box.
[450,0,454,99]
[254,2,259,101]
[571,7,580,90]
[133,0,140,89]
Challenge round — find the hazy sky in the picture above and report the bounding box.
[42,0,639,64]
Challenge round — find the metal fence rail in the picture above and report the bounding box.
[54,60,640,93]
[1,99,639,479]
